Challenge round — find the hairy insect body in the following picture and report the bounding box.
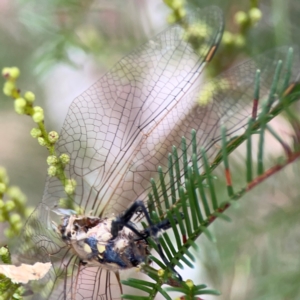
[58,214,149,272]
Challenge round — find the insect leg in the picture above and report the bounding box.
[140,212,185,239]
[111,200,153,238]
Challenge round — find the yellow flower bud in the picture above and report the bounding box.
[7,186,21,199]
[249,7,262,23]
[48,166,57,177]
[2,67,11,77]
[48,131,59,143]
[33,106,43,113]
[15,98,26,107]
[14,98,27,114]
[0,246,8,256]
[47,155,58,165]
[30,128,42,138]
[65,185,75,195]
[10,213,21,224]
[32,112,44,123]
[222,31,233,45]
[3,81,15,96]
[186,279,194,289]
[60,153,70,164]
[234,11,248,25]
[9,67,20,79]
[157,269,165,277]
[5,200,15,211]
[13,221,23,232]
[24,91,35,103]
[38,137,47,146]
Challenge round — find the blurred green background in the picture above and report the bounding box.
[0,0,300,299]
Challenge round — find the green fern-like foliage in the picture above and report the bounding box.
[122,47,300,299]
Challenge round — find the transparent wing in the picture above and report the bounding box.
[42,6,224,216]
[51,265,122,300]
[104,46,300,215]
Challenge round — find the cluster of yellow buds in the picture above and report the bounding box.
[46,153,70,177]
[2,66,78,225]
[65,178,77,195]
[0,167,32,238]
[2,67,20,98]
[222,8,262,48]
[164,0,186,24]
[2,67,38,117]
[235,8,262,26]
[222,31,246,48]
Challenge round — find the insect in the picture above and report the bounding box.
[16,4,298,299]
[56,200,181,273]
[16,6,223,298]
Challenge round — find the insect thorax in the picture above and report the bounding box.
[58,214,149,271]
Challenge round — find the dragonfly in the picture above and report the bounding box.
[16,4,299,300]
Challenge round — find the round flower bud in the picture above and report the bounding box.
[157,269,165,277]
[48,131,59,143]
[60,153,70,165]
[38,137,47,146]
[15,98,26,108]
[0,246,8,256]
[30,128,42,138]
[222,31,233,45]
[32,111,44,123]
[234,11,248,25]
[5,200,15,211]
[0,183,6,194]
[249,7,262,23]
[9,67,20,79]
[10,213,21,225]
[48,166,57,177]
[3,81,15,96]
[14,98,27,114]
[2,67,11,77]
[65,185,75,195]
[47,155,58,165]
[33,106,43,113]
[7,186,26,205]
[24,91,35,103]
[170,0,184,9]
[13,221,23,233]
[7,186,21,198]
[186,279,194,289]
